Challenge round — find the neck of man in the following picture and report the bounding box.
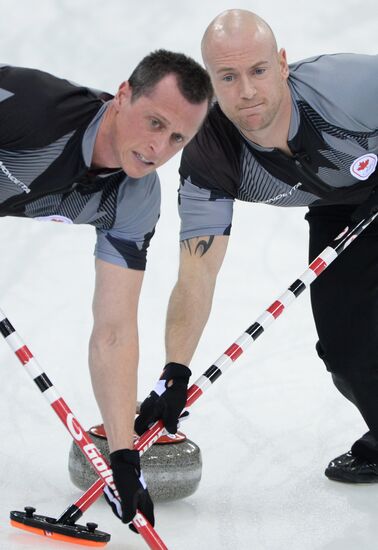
[91,103,121,169]
[239,86,293,157]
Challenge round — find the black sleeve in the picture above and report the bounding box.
[0,65,104,149]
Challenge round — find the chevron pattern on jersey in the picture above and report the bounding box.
[25,175,121,229]
[0,87,14,102]
[239,143,318,206]
[0,131,74,202]
[298,101,378,150]
[317,148,357,186]
[96,175,122,229]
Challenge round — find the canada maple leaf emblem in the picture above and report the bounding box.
[357,159,369,171]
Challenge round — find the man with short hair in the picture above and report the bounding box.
[136,11,378,487]
[0,49,212,527]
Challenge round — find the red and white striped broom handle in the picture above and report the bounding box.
[0,313,168,550]
[136,213,378,449]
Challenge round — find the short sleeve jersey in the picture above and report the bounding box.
[0,65,161,269]
[178,53,378,240]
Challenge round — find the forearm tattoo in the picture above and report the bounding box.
[180,236,215,257]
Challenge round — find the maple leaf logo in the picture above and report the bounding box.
[358,159,369,171]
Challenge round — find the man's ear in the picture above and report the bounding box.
[114,81,132,111]
[278,48,289,79]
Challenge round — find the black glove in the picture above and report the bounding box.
[351,186,378,222]
[134,362,191,436]
[104,449,154,533]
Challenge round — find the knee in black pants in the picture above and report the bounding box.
[329,370,378,460]
[316,341,378,457]
[330,371,358,406]
[315,341,356,401]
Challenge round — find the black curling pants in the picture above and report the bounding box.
[306,204,378,461]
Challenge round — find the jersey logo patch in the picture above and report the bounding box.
[349,154,377,181]
[34,215,73,224]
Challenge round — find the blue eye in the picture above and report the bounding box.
[150,118,162,128]
[173,134,184,144]
[222,75,234,82]
[254,68,266,76]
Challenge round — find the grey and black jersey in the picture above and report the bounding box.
[0,65,160,269]
[178,53,378,240]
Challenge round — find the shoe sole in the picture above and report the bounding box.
[325,469,378,483]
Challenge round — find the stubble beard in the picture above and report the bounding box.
[237,90,286,141]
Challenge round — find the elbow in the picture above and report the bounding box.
[89,324,138,358]
[178,266,218,296]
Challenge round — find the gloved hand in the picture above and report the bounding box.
[104,449,154,533]
[134,362,191,436]
[351,186,378,222]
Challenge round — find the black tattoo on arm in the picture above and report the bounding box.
[195,236,214,256]
[180,239,192,255]
[180,236,215,257]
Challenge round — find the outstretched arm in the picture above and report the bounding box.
[89,259,155,527]
[89,258,143,453]
[134,234,229,436]
[166,234,229,365]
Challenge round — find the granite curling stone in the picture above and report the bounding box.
[68,423,202,502]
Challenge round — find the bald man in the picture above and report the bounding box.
[136,11,378,484]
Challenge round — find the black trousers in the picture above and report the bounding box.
[306,204,378,461]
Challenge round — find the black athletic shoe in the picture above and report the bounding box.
[325,451,378,483]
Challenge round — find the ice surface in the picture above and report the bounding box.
[0,1,377,549]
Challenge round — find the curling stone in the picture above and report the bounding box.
[68,423,202,502]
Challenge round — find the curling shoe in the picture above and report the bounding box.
[325,451,378,483]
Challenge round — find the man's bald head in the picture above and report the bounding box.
[199,9,290,142]
[201,10,277,68]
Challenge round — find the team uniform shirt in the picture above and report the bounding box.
[0,65,161,269]
[178,53,378,240]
